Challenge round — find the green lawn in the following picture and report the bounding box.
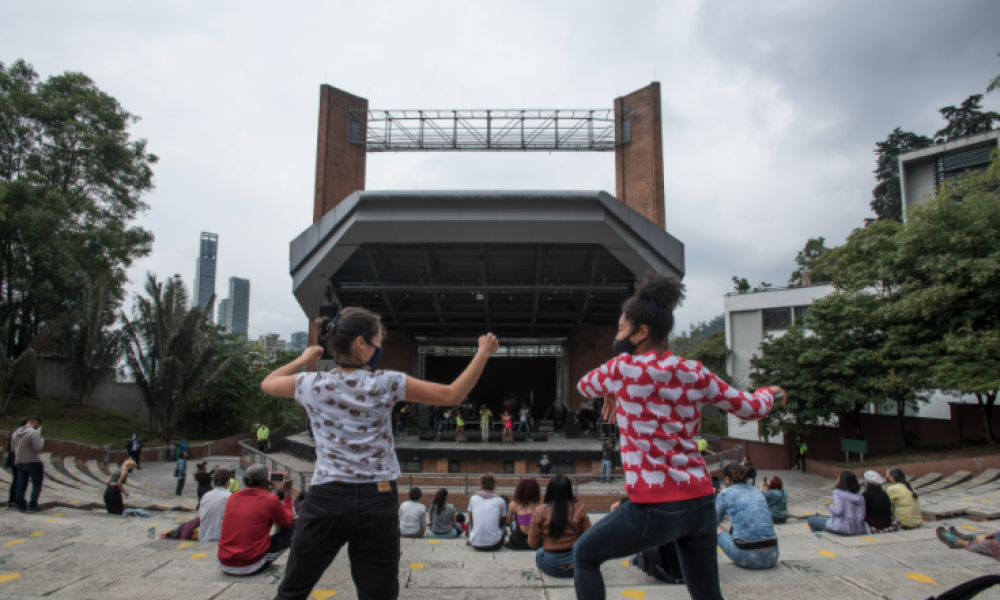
[814,443,1000,469]
[1,396,158,447]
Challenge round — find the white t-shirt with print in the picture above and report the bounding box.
[468,494,507,547]
[399,500,427,535]
[294,369,406,485]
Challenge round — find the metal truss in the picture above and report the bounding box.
[348,109,630,152]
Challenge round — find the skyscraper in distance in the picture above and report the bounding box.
[228,277,251,335]
[192,232,219,318]
[289,331,308,351]
[217,298,231,332]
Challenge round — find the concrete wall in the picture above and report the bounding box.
[34,361,148,421]
[901,157,936,214]
[314,84,368,223]
[615,82,665,229]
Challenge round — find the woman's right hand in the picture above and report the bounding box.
[301,345,324,363]
[478,334,500,357]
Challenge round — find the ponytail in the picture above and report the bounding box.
[621,271,685,345]
[888,467,917,499]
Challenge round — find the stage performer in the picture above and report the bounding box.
[501,411,514,445]
[261,302,500,600]
[455,412,466,445]
[479,404,493,441]
[571,271,786,600]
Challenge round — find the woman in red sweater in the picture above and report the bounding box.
[572,272,785,600]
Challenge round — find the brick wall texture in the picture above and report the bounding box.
[568,325,618,410]
[314,84,367,223]
[615,82,665,230]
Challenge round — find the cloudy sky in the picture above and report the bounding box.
[5,0,999,341]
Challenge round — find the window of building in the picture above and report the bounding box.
[762,308,792,331]
[399,460,422,473]
[448,460,461,473]
[503,461,515,474]
[554,462,576,474]
[793,306,811,323]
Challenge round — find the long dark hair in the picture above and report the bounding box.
[315,301,384,362]
[431,488,449,515]
[835,470,861,494]
[888,467,918,499]
[514,478,540,507]
[621,271,685,345]
[543,474,577,539]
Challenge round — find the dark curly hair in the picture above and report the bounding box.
[723,462,755,484]
[621,271,685,345]
[315,301,385,362]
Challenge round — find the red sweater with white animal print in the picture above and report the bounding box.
[578,351,774,504]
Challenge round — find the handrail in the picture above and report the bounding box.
[239,439,310,492]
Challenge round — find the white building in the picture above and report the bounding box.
[257,333,287,354]
[899,130,999,221]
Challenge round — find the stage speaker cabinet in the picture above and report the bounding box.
[466,430,482,442]
[418,432,435,441]
[489,432,503,442]
[564,422,581,439]
[539,420,555,433]
[417,405,432,430]
[532,432,548,442]
[599,422,619,439]
[513,431,527,442]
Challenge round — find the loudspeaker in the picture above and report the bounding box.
[532,432,548,442]
[418,432,435,441]
[564,422,581,438]
[489,432,503,442]
[513,432,527,442]
[466,431,482,442]
[417,405,431,430]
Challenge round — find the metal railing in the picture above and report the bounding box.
[240,440,311,492]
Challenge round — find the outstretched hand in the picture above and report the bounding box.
[602,395,617,424]
[478,334,500,357]
[301,345,324,363]
[769,386,787,407]
[282,476,294,496]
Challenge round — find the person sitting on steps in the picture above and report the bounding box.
[468,473,507,551]
[761,476,788,524]
[216,465,295,576]
[861,470,901,533]
[808,470,866,535]
[428,488,462,539]
[715,463,780,569]
[199,468,233,542]
[505,478,541,550]
[886,467,922,530]
[529,474,592,578]
[937,526,1000,561]
[103,459,136,516]
[399,487,427,538]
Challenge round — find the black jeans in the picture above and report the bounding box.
[129,451,141,467]
[796,455,806,471]
[573,495,722,600]
[14,462,44,510]
[275,480,401,600]
[175,475,186,496]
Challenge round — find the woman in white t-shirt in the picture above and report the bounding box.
[468,473,507,551]
[261,303,499,600]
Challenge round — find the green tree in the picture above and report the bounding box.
[669,314,724,359]
[934,94,1000,143]
[0,310,72,416]
[731,276,750,294]
[788,237,836,286]
[63,277,122,404]
[989,53,1000,95]
[0,59,154,363]
[121,274,232,441]
[870,128,933,222]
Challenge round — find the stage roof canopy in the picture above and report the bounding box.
[290,191,684,338]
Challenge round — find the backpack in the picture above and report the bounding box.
[633,542,685,584]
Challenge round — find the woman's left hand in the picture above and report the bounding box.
[602,395,617,424]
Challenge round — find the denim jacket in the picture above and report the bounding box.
[827,489,866,535]
[716,483,777,545]
[764,489,788,520]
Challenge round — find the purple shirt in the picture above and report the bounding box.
[827,489,867,535]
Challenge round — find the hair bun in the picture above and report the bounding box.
[634,271,685,311]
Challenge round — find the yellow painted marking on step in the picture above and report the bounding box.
[944,479,953,482]
[91,494,98,497]
[964,498,973,502]
[58,485,65,489]
[818,551,836,558]
[982,499,992,503]
[44,519,58,523]
[28,532,45,538]
[801,523,810,527]
[175,518,186,522]
[178,542,194,549]
[4,540,24,547]
[907,573,938,586]
[799,494,806,497]
[70,500,80,504]
[620,591,646,600]
[191,553,209,560]
[717,546,722,553]
[311,592,337,600]
[409,564,425,570]
[620,560,630,566]
[860,537,877,542]
[962,525,979,531]
[150,524,159,527]
[427,539,440,544]
[0,574,21,584]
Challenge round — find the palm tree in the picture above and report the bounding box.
[64,277,123,405]
[121,273,233,441]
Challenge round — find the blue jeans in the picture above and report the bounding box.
[600,460,612,482]
[808,516,828,532]
[573,495,722,600]
[15,462,44,510]
[433,418,442,433]
[517,421,530,434]
[536,547,574,578]
[716,531,779,569]
[429,526,461,538]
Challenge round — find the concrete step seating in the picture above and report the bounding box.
[909,472,943,489]
[0,503,997,599]
[920,471,972,495]
[917,470,1000,522]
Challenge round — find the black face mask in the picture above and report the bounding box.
[612,332,641,356]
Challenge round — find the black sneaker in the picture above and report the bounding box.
[949,526,977,542]
[26,507,41,513]
[936,526,959,549]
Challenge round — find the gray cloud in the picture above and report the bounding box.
[3,0,998,342]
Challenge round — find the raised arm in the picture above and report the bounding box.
[405,334,500,406]
[692,361,785,420]
[577,358,620,399]
[261,346,324,398]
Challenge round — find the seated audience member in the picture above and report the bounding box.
[761,476,788,524]
[199,469,233,542]
[808,470,866,535]
[468,473,507,551]
[937,526,1000,561]
[194,462,213,509]
[886,467,922,529]
[456,512,469,536]
[715,463,779,569]
[428,488,461,539]
[861,471,901,533]
[216,465,294,576]
[506,478,541,550]
[227,471,240,494]
[529,474,592,577]
[103,459,135,516]
[400,487,427,538]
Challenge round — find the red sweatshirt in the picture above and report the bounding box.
[217,488,293,567]
[578,351,774,504]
